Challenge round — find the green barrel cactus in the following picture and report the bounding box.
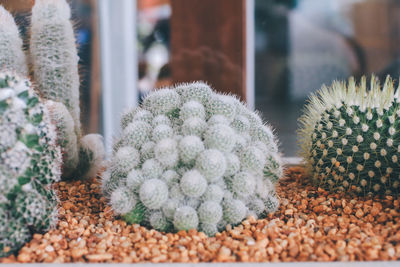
[103,82,283,236]
[299,75,400,195]
[0,72,62,257]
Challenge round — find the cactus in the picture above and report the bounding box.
[30,0,80,134]
[104,82,282,235]
[298,75,400,195]
[0,72,62,257]
[0,6,28,76]
[0,1,104,180]
[29,0,105,179]
[45,100,78,177]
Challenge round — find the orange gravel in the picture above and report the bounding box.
[1,167,400,263]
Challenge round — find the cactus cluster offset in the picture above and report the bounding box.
[0,1,105,180]
[103,82,282,236]
[0,73,62,257]
[299,76,400,196]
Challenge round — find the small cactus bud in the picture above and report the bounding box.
[175,81,213,105]
[202,184,224,203]
[154,138,179,168]
[139,179,168,209]
[152,124,173,142]
[224,153,240,177]
[141,159,163,179]
[173,206,198,231]
[204,123,236,152]
[223,199,247,224]
[110,187,137,215]
[208,115,230,126]
[240,146,266,173]
[199,223,218,236]
[229,171,256,197]
[206,94,236,121]
[149,211,171,232]
[179,100,206,121]
[140,141,155,161]
[122,121,151,149]
[126,169,146,192]
[198,201,222,224]
[196,149,226,182]
[152,114,171,127]
[112,146,140,177]
[180,170,207,198]
[143,88,181,115]
[162,198,179,219]
[181,117,207,137]
[178,135,205,164]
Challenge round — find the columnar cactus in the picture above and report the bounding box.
[30,0,81,136]
[0,1,105,179]
[30,0,105,179]
[0,6,28,76]
[0,72,62,257]
[298,76,400,195]
[103,82,282,236]
[45,100,78,178]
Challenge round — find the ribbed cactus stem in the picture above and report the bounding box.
[299,75,400,195]
[46,100,79,177]
[30,0,80,136]
[0,6,28,75]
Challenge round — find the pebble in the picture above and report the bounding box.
[1,167,400,263]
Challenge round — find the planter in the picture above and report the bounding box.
[1,158,399,263]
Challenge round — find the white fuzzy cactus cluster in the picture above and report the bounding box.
[299,76,400,195]
[0,1,104,179]
[103,82,282,236]
[0,72,61,257]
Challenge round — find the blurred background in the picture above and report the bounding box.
[2,0,400,156]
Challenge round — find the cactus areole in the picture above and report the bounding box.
[299,76,400,195]
[103,82,283,236]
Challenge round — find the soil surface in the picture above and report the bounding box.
[1,167,400,263]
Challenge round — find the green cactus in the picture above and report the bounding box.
[0,1,105,180]
[173,206,199,231]
[45,100,78,177]
[30,0,81,135]
[0,72,61,257]
[149,211,171,232]
[29,0,105,180]
[0,6,28,76]
[198,201,223,224]
[299,75,400,195]
[104,82,282,235]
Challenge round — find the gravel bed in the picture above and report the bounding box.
[1,167,400,263]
